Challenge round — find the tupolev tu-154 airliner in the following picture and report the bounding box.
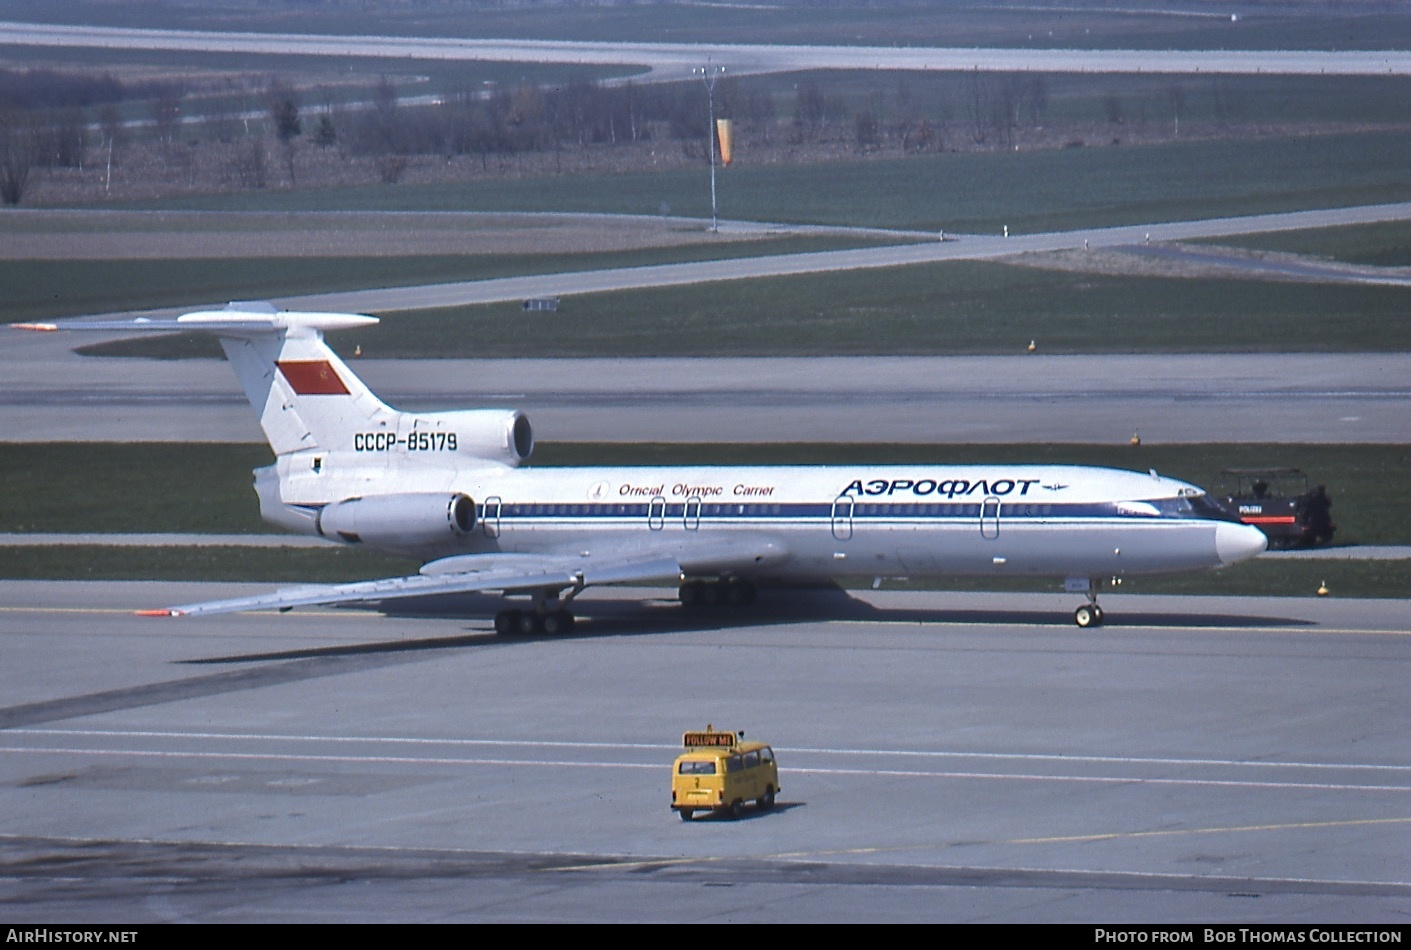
[19,304,1267,630]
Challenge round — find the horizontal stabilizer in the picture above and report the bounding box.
[11,302,377,338]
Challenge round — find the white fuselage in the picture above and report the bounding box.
[261,458,1263,581]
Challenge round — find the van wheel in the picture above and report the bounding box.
[728,799,744,819]
[758,788,775,810]
[678,809,694,821]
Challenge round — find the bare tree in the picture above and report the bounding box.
[370,75,400,154]
[855,109,880,151]
[378,154,407,184]
[313,112,336,149]
[993,77,1019,149]
[97,102,123,195]
[40,106,87,169]
[152,94,182,157]
[0,108,37,205]
[230,136,268,189]
[1103,92,1125,126]
[98,102,123,158]
[267,79,301,185]
[966,70,991,144]
[795,81,827,137]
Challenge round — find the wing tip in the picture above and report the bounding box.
[135,608,184,618]
[11,322,59,332]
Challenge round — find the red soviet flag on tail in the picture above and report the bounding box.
[276,360,350,395]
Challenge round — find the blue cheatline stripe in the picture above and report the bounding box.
[494,502,1200,521]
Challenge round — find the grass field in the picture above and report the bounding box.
[119,129,1411,235]
[352,263,1411,357]
[8,235,889,325]
[1214,220,1411,267]
[75,256,1411,360]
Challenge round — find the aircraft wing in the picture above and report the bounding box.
[142,535,788,618]
[145,553,685,618]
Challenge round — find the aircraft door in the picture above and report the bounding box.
[980,496,1001,539]
[482,496,502,538]
[684,496,702,530]
[648,495,666,531]
[831,494,855,540]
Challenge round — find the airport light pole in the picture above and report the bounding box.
[695,61,725,233]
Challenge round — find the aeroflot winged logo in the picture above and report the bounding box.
[277,360,350,396]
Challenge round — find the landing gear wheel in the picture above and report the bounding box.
[494,610,521,636]
[541,609,575,636]
[678,580,704,607]
[723,578,757,606]
[681,578,757,608]
[1074,604,1104,628]
[516,611,542,636]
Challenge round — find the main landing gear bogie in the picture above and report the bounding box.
[678,577,757,608]
[493,607,576,637]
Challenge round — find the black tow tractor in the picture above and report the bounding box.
[1217,468,1335,549]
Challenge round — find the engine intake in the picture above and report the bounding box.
[317,493,476,549]
[418,409,533,466]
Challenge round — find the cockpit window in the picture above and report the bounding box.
[1131,494,1241,522]
[1187,492,1242,522]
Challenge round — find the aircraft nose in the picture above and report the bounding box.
[1216,522,1268,566]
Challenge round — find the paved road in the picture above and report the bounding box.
[4,21,1411,80]
[1,581,1407,922]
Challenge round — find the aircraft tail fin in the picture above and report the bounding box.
[16,302,387,457]
[210,303,392,457]
[15,302,533,465]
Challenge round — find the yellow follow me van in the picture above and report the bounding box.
[671,726,780,821]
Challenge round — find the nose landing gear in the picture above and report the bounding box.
[1073,601,1104,628]
[1067,577,1107,628]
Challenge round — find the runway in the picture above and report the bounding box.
[5,21,1411,80]
[0,581,1406,922]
